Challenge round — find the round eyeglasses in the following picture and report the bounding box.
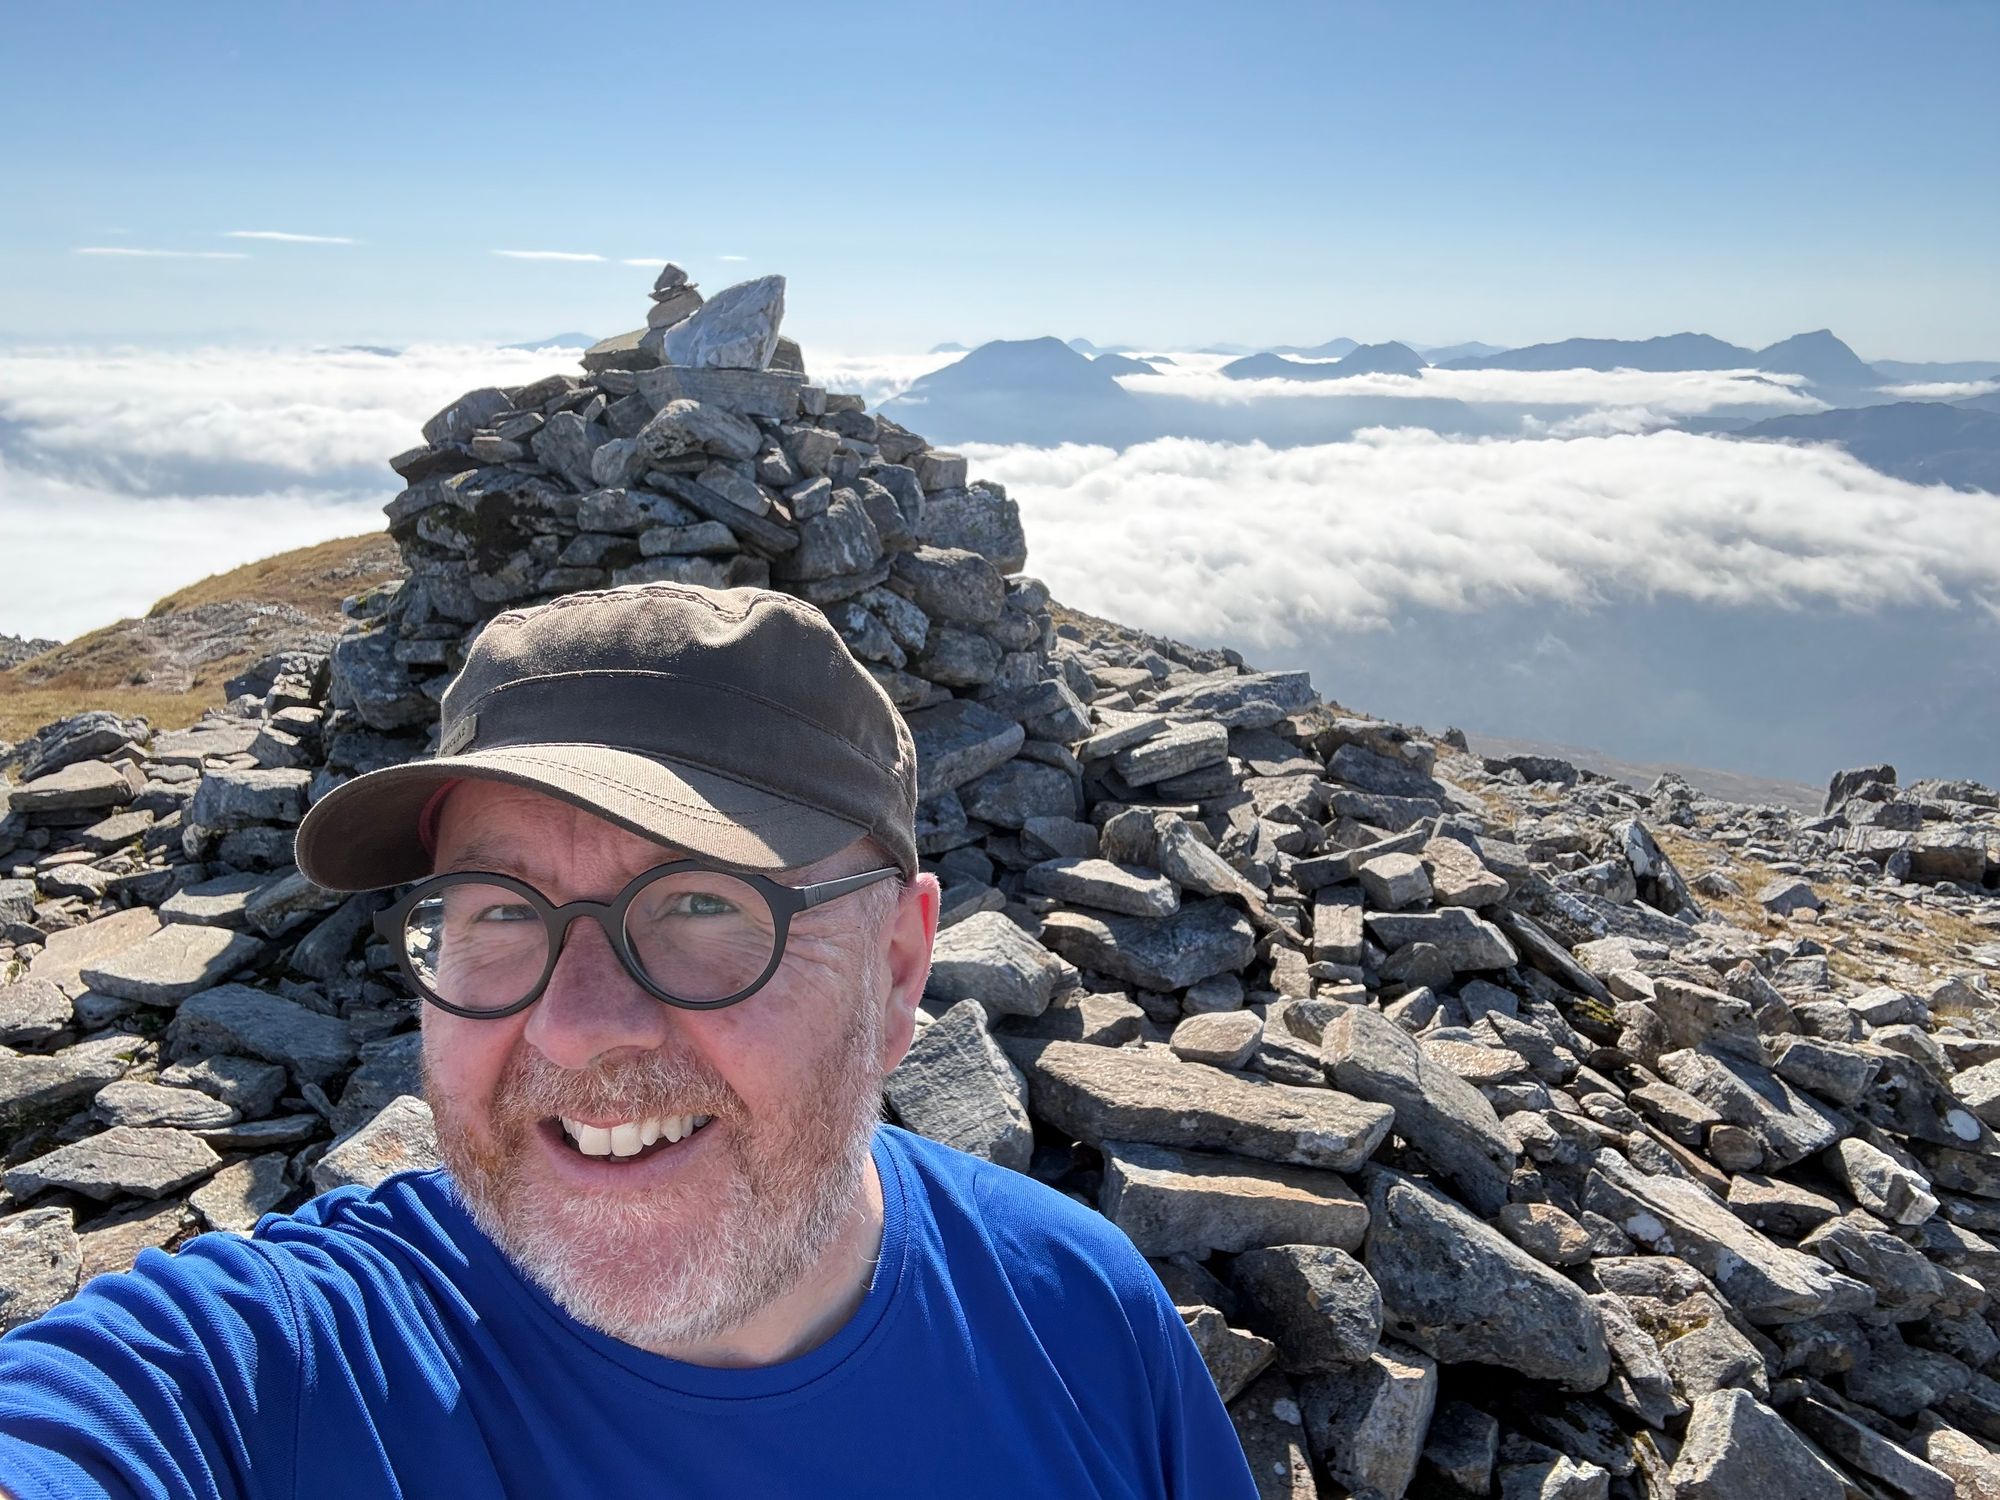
[373,861,904,1018]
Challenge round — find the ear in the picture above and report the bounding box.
[875,872,941,1074]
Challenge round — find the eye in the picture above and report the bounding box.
[657,890,740,918]
[472,901,538,923]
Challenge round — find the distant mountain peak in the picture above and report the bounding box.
[1754,329,1882,388]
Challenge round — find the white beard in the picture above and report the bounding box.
[430,963,887,1351]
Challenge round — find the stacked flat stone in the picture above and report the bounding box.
[3,265,2000,1499]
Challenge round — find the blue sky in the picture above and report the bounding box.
[2,1,1995,357]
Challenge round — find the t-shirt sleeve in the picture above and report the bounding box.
[1140,1268,1261,1500]
[0,1233,303,1500]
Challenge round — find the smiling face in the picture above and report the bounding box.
[420,778,936,1353]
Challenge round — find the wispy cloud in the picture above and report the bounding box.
[74,247,249,260]
[492,249,606,262]
[718,254,749,263]
[1881,379,1999,400]
[1116,359,1823,419]
[223,230,356,245]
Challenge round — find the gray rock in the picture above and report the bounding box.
[1658,1047,1847,1170]
[915,486,1028,573]
[160,1055,289,1119]
[1233,1244,1382,1372]
[958,757,1075,828]
[79,923,268,1006]
[1771,1034,1881,1106]
[1297,1342,1439,1500]
[333,1033,423,1135]
[770,489,881,581]
[1363,908,1519,971]
[1100,1141,1368,1257]
[421,386,511,446]
[241,867,349,939]
[1422,1399,1500,1494]
[1169,1011,1264,1069]
[6,1126,221,1202]
[92,1079,239,1130]
[0,979,73,1045]
[1827,1136,1939,1226]
[329,626,430,731]
[1582,1151,1874,1324]
[1757,877,1822,916]
[1322,1003,1517,1217]
[0,1206,82,1331]
[0,1033,139,1115]
[189,1153,292,1233]
[1228,1371,1318,1500]
[1915,1417,2000,1499]
[636,399,761,464]
[1496,1202,1595,1266]
[888,546,1005,625]
[1040,900,1257,992]
[925,911,1071,1018]
[167,984,356,1084]
[189,766,311,833]
[996,989,1144,1047]
[1177,1305,1276,1405]
[1364,1167,1611,1390]
[1791,1392,1953,1500]
[1114,721,1229,787]
[1416,840,1504,912]
[9,759,135,814]
[1659,1316,1770,1403]
[1003,1038,1394,1171]
[1358,852,1433,912]
[311,1095,439,1193]
[660,274,785,369]
[885,999,1032,1170]
[1151,671,1315,730]
[1671,1389,1843,1499]
[1310,887,1364,966]
[906,698,1027,800]
[158,869,272,927]
[1022,857,1178,918]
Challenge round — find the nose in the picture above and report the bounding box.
[520,911,677,1072]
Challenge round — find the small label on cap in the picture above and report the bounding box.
[438,713,478,757]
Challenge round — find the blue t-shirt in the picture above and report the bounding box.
[0,1124,1257,1499]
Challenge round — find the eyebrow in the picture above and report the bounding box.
[433,835,706,882]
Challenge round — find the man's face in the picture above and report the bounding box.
[420,779,935,1352]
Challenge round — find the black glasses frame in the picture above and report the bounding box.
[373,860,904,1019]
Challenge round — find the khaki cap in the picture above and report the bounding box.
[294,582,918,891]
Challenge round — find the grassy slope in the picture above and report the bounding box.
[0,532,403,743]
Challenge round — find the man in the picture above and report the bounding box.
[0,582,1259,1498]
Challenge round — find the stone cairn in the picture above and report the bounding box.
[4,267,2000,1500]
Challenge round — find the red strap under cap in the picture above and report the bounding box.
[416,779,462,856]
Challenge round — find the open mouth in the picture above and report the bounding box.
[552,1112,716,1164]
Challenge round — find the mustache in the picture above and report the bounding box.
[494,1047,741,1123]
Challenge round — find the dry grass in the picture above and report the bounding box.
[0,533,401,744]
[146,533,401,619]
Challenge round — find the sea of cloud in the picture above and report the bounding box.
[962,429,2000,645]
[4,342,1995,774]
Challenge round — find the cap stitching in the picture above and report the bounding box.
[451,668,902,771]
[495,750,881,835]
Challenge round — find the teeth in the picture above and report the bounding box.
[569,1121,613,1157]
[560,1113,713,1159]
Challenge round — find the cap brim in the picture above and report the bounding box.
[293,742,870,892]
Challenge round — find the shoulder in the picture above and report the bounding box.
[878,1126,1168,1325]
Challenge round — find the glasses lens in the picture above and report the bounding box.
[624,869,778,1003]
[402,882,549,1013]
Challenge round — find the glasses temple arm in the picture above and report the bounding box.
[797,865,903,910]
